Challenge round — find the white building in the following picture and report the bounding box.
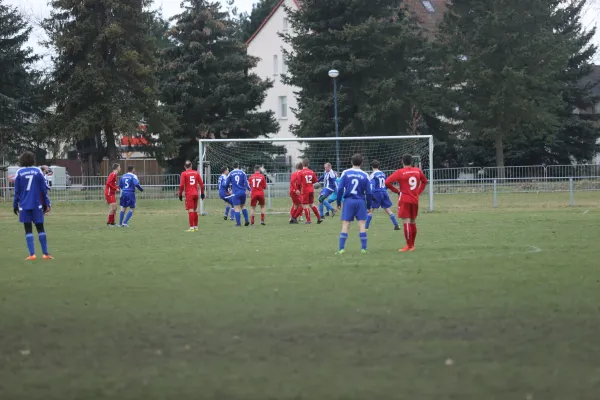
[246,0,303,162]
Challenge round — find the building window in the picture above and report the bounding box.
[279,96,287,119]
[283,17,288,31]
[273,54,278,75]
[421,0,435,13]
[281,55,287,75]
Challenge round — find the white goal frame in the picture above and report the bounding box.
[198,135,434,214]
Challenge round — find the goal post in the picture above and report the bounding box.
[198,135,434,215]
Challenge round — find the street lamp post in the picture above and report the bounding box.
[328,69,340,173]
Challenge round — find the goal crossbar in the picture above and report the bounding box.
[198,135,434,213]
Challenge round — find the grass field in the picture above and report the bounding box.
[1,195,600,400]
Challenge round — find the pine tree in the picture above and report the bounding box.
[160,0,279,172]
[0,2,45,164]
[282,0,430,169]
[239,0,279,42]
[43,0,169,175]
[432,0,572,172]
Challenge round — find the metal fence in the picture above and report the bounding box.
[1,165,599,209]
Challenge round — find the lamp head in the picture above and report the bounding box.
[328,69,339,78]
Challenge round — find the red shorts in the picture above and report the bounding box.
[251,193,265,207]
[302,192,315,205]
[398,202,419,219]
[185,195,199,210]
[105,193,116,204]
[290,191,301,205]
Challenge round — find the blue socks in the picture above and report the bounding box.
[124,211,133,225]
[324,201,334,212]
[339,232,348,251]
[38,232,48,255]
[319,203,324,217]
[235,211,241,226]
[389,214,398,226]
[242,209,249,223]
[225,206,230,217]
[366,214,373,229]
[359,232,368,250]
[119,211,125,225]
[25,233,35,256]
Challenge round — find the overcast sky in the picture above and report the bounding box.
[7,0,600,70]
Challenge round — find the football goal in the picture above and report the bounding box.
[198,135,434,215]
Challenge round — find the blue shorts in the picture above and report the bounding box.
[372,192,393,209]
[341,198,367,222]
[219,193,233,205]
[231,194,246,206]
[320,188,335,200]
[120,192,136,209]
[19,208,44,224]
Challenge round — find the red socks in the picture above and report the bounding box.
[251,216,255,224]
[403,223,418,247]
[311,205,321,220]
[189,213,194,228]
[293,206,304,219]
[261,213,265,222]
[304,208,311,222]
[107,213,115,224]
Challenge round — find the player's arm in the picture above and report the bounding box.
[317,173,324,183]
[245,177,251,192]
[118,177,124,190]
[261,175,267,190]
[109,174,119,192]
[365,179,373,210]
[12,175,21,214]
[37,173,51,212]
[133,177,144,192]
[198,173,205,199]
[336,175,346,208]
[418,170,429,195]
[385,171,401,194]
[178,172,185,197]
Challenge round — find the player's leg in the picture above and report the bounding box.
[240,196,250,226]
[338,220,350,254]
[123,194,136,226]
[356,201,368,253]
[35,222,52,258]
[119,194,127,226]
[193,197,199,230]
[409,204,418,248]
[259,196,266,225]
[366,211,373,230]
[384,207,400,230]
[233,198,242,226]
[303,204,311,223]
[250,196,257,225]
[398,202,414,252]
[309,194,322,223]
[23,219,36,260]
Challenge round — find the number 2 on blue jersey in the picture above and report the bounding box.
[350,179,359,194]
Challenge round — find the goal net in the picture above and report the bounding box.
[198,136,433,215]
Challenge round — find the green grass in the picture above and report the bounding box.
[1,197,600,400]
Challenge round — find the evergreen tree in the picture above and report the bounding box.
[432,0,572,172]
[282,0,430,170]
[160,0,279,173]
[239,0,279,42]
[0,2,46,164]
[43,0,170,176]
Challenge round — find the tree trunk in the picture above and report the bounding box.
[495,133,505,179]
[104,123,119,164]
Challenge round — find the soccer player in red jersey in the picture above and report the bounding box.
[295,159,322,224]
[289,162,303,224]
[104,163,121,227]
[385,154,428,252]
[178,160,205,232]
[249,165,267,225]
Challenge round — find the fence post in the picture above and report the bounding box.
[493,179,498,208]
[267,183,272,210]
[569,177,574,206]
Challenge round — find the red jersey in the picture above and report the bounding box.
[105,172,118,196]
[289,171,301,192]
[179,169,204,197]
[385,167,428,204]
[249,173,267,194]
[296,168,318,193]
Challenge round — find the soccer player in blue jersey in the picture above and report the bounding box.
[218,167,234,220]
[367,160,400,231]
[318,163,337,218]
[118,166,144,227]
[225,162,251,227]
[336,153,372,254]
[13,152,53,260]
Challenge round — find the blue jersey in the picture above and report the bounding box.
[225,169,251,196]
[370,171,388,193]
[119,173,143,193]
[218,174,229,196]
[336,168,372,209]
[319,170,338,191]
[13,167,51,211]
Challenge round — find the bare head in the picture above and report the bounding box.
[402,154,413,167]
[112,163,121,173]
[302,159,309,168]
[19,151,35,167]
[254,165,261,173]
[295,162,303,171]
[371,160,380,170]
[128,165,135,173]
[184,160,192,170]
[233,162,240,169]
[351,154,364,168]
[324,162,331,172]
[40,165,49,175]
[222,167,229,175]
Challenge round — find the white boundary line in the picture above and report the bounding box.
[207,245,542,271]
